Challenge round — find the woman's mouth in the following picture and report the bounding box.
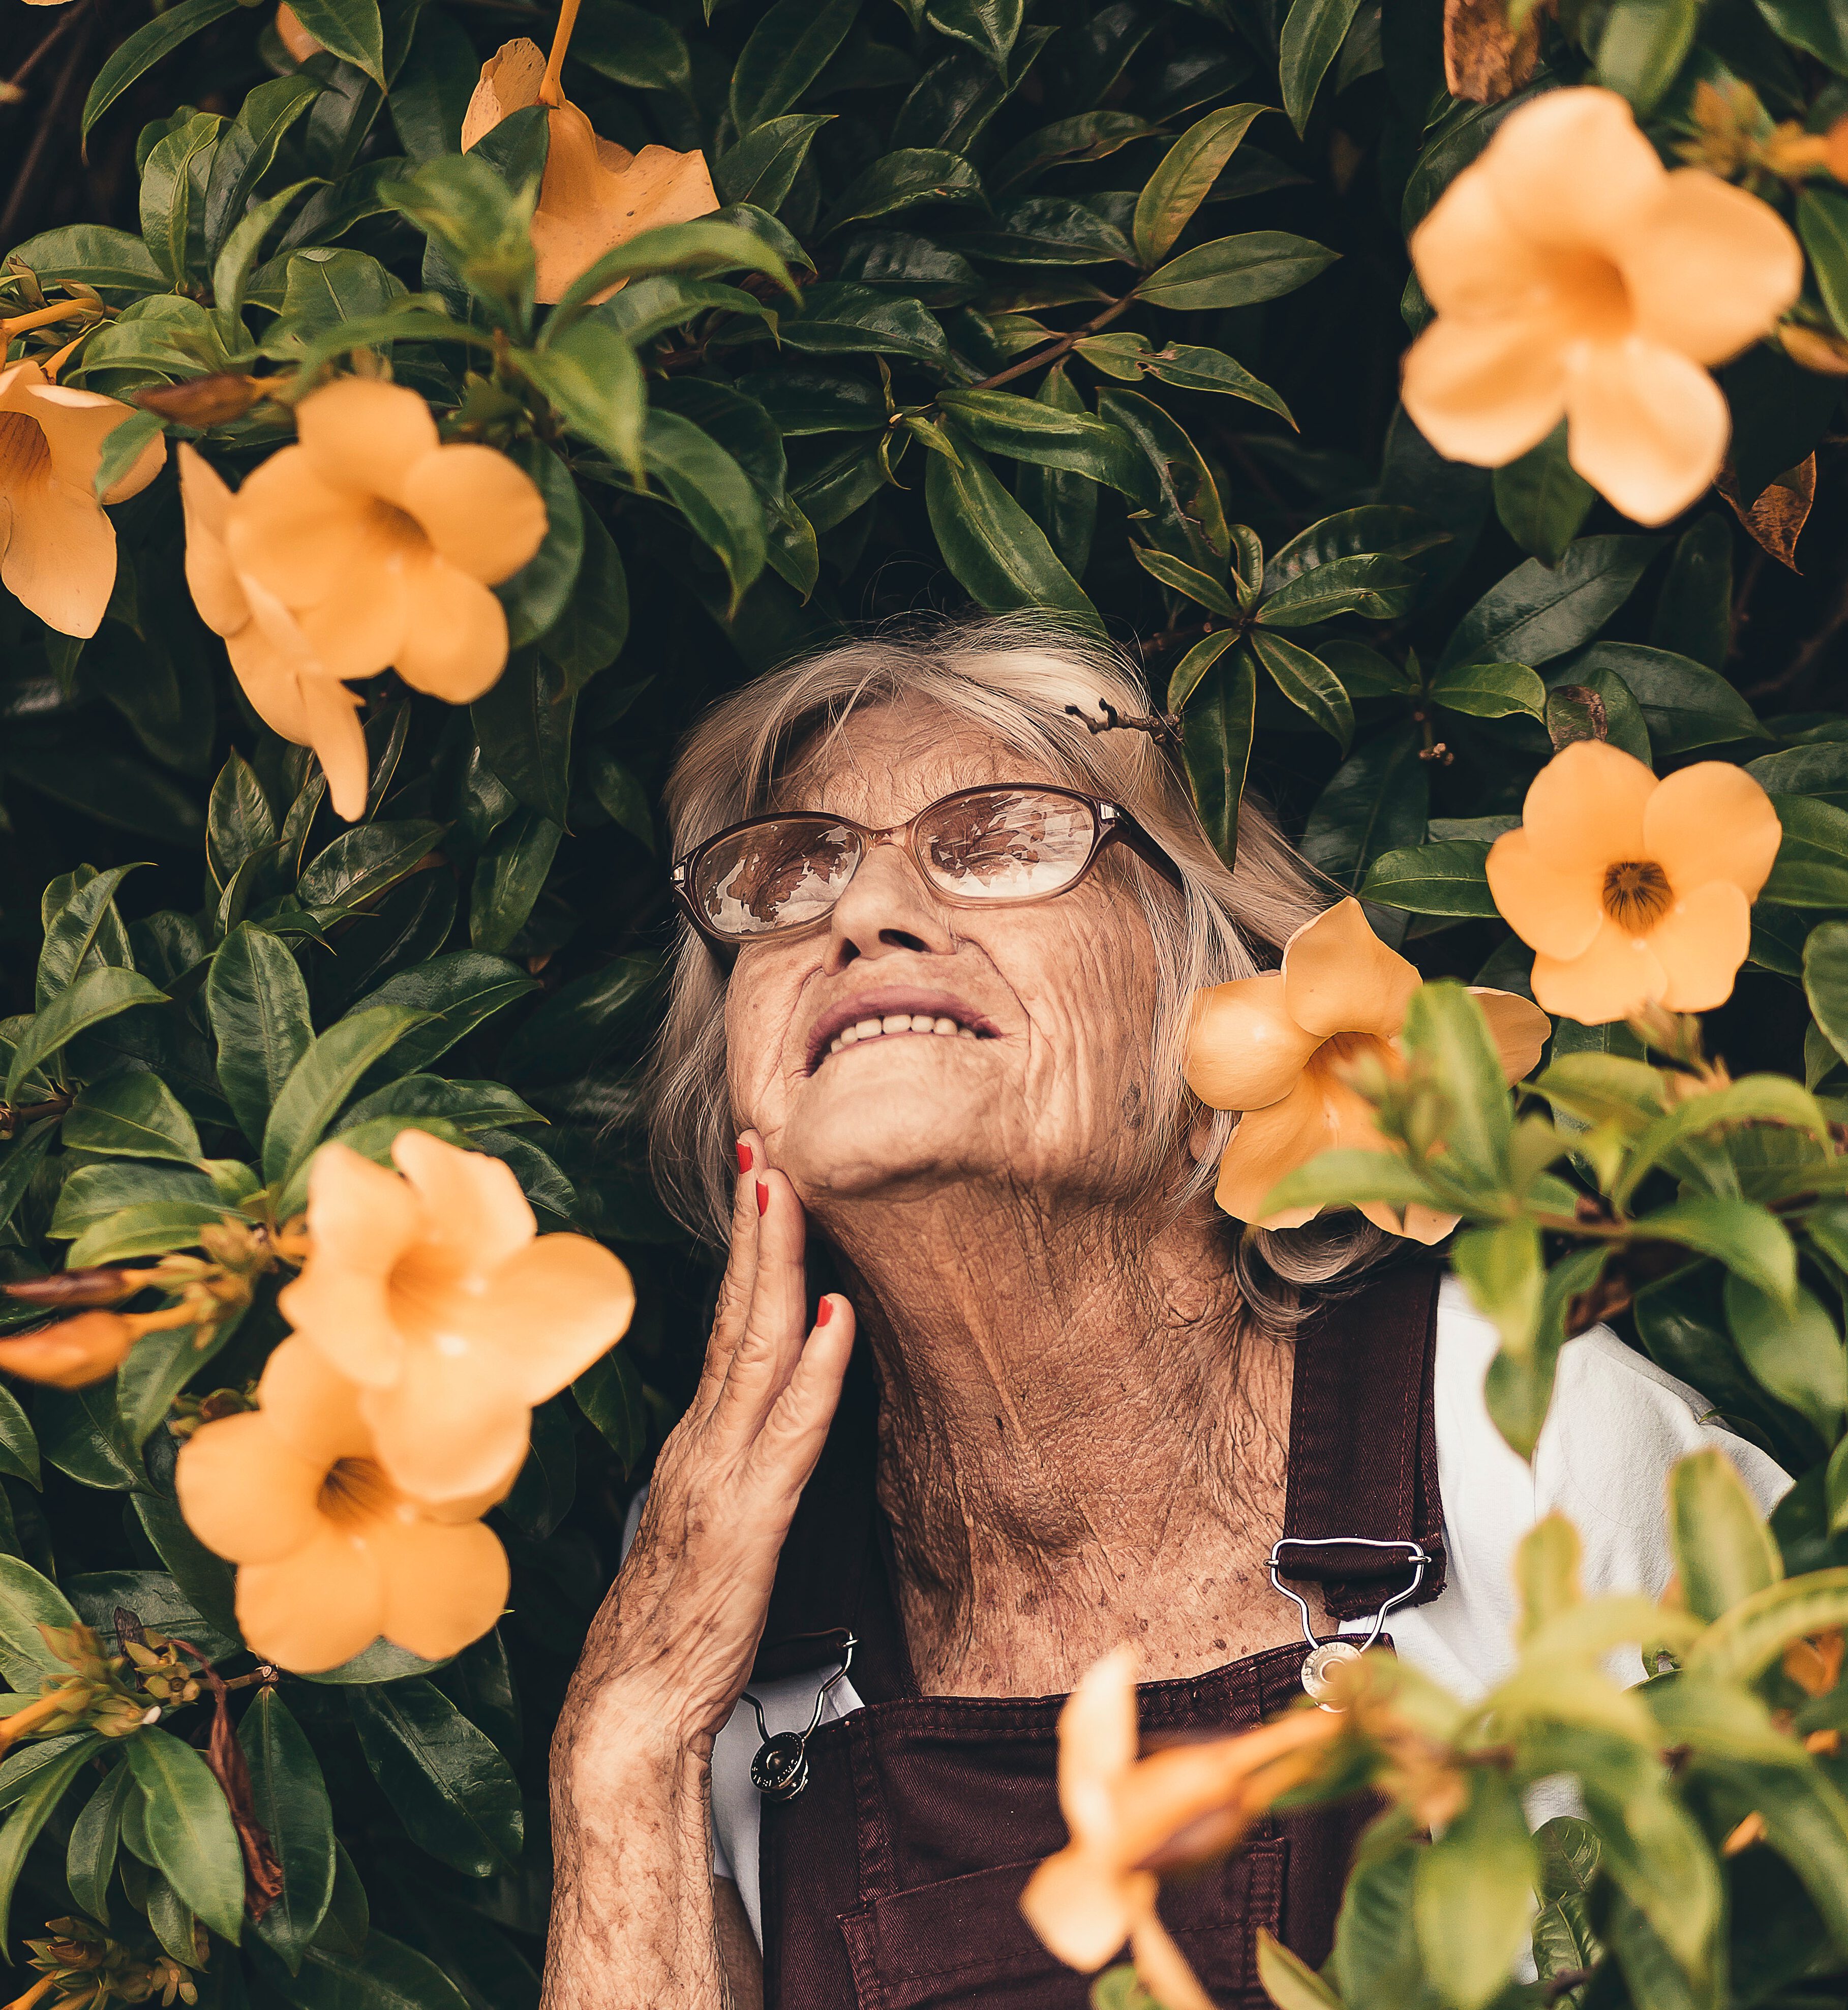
[823,1013,987,1064]
[804,994,1002,1072]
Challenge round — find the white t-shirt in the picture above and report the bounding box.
[624,1278,1791,1947]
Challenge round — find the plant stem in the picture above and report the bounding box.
[539,0,583,106]
[969,291,1137,392]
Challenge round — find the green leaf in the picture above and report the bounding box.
[1597,0,1701,112]
[643,408,768,613]
[1402,980,1512,1183]
[1725,1273,1845,1436]
[0,1389,39,1491]
[1650,513,1732,672]
[1638,1197,1797,1307]
[383,149,537,333]
[497,954,661,1086]
[936,389,1152,501]
[990,112,1161,193]
[509,312,646,481]
[568,0,692,91]
[549,218,798,325]
[1360,839,1497,916]
[926,0,1021,71]
[1279,0,1368,134]
[1428,661,1546,721]
[347,1679,522,1877]
[82,0,243,141]
[251,1928,470,2010]
[959,195,1134,264]
[352,953,539,1079]
[780,281,952,366]
[1747,740,1848,810]
[1137,231,1338,310]
[66,1201,232,1269]
[1414,1767,1539,2010]
[715,114,833,212]
[1612,1074,1829,1211]
[540,506,629,688]
[1262,504,1449,592]
[1249,631,1353,751]
[1013,364,1099,579]
[0,1736,104,1945]
[470,813,564,958]
[1667,1446,1781,1623]
[1799,187,1848,338]
[67,1758,133,1928]
[1133,547,1238,617]
[820,148,986,236]
[63,1073,201,1164]
[244,1690,337,1972]
[207,752,278,894]
[496,441,584,652]
[1095,388,1228,569]
[1438,536,1664,672]
[1255,1933,1342,2010]
[288,0,387,85]
[1451,1222,1545,1372]
[139,111,223,287]
[1544,663,1654,766]
[1686,1569,1848,1684]
[5,968,168,1104]
[125,1727,245,1942]
[1258,552,1416,627]
[339,1075,542,1136]
[1180,642,1257,868]
[298,820,446,913]
[1765,794,1848,908]
[1806,919,1848,1069]
[1138,344,1294,424]
[38,863,145,1007]
[8,225,166,303]
[1131,104,1268,267]
[92,411,169,503]
[1493,421,1595,565]
[471,651,575,827]
[924,440,1102,635]
[0,1556,81,1687]
[1301,727,1428,891]
[262,1006,435,1194]
[731,0,861,135]
[1564,643,1767,755]
[207,925,314,1153]
[574,1349,647,1477]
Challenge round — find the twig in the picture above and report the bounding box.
[7,1,88,94]
[970,292,1137,392]
[0,0,94,245]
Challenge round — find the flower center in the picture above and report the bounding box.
[1601,859,1673,932]
[362,497,431,556]
[1551,249,1632,339]
[318,1456,393,1527]
[0,412,51,493]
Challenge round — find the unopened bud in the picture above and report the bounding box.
[0,1312,136,1389]
[134,372,267,428]
[1830,113,1848,182]
[3,1267,144,1309]
[275,2,327,61]
[1781,322,1848,377]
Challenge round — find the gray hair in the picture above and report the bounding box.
[645,613,1390,1331]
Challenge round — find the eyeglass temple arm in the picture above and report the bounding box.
[1111,809,1187,892]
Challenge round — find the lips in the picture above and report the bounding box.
[804,990,1001,1073]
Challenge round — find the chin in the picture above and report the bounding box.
[780,1069,999,1203]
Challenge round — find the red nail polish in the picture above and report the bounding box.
[756,1180,769,1216]
[737,1141,753,1174]
[816,1298,833,1327]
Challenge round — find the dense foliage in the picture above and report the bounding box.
[1,0,1847,2003]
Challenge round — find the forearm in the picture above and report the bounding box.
[542,1701,732,2010]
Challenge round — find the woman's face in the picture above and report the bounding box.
[723,701,1168,1218]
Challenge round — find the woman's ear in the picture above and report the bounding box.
[1188,1110,1217,1163]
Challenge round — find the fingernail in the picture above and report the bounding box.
[816,1297,833,1327]
[736,1141,753,1174]
[756,1180,769,1217]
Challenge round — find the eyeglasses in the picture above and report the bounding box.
[671,785,1183,947]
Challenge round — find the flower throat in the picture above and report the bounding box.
[1602,859,1673,931]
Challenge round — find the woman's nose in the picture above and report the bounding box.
[822,841,958,970]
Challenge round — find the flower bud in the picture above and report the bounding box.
[134,372,267,428]
[3,1268,143,1309]
[0,1313,136,1389]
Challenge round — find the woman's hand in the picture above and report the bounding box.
[564,1128,857,1753]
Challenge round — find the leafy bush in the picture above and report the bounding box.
[1,0,1847,2003]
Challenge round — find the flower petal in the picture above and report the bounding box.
[252,1335,374,1467]
[225,629,310,741]
[1057,1644,1140,1831]
[229,448,378,605]
[291,552,412,683]
[1400,312,1569,468]
[1361,1198,1462,1244]
[1642,760,1783,902]
[391,1129,535,1271]
[1130,1911,1217,2010]
[1518,739,1654,877]
[400,444,548,585]
[174,1413,323,1566]
[295,376,441,503]
[1564,336,1729,527]
[388,557,511,702]
[1623,170,1804,368]
[1411,164,1554,320]
[237,1525,386,1673]
[372,1513,511,1661]
[474,1235,637,1405]
[462,37,548,147]
[177,443,250,639]
[1531,915,1667,1025]
[1282,898,1420,1041]
[1485,826,1605,961]
[25,383,162,498]
[297,675,371,822]
[1183,974,1322,1112]
[1018,1849,1141,1972]
[279,1145,424,1388]
[361,1358,533,1506]
[1211,1074,1338,1228]
[1652,880,1751,1012]
[1477,87,1664,255]
[1470,987,1552,1084]
[0,472,118,638]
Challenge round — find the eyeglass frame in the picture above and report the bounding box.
[670,784,1186,949]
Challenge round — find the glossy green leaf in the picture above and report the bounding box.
[126,1727,245,1941]
[471,814,565,958]
[569,0,693,93]
[1259,552,1416,627]
[288,0,386,84]
[5,968,168,1104]
[1764,794,1848,908]
[1565,642,1767,754]
[1279,0,1368,134]
[1249,631,1353,749]
[0,1735,105,1944]
[505,313,646,480]
[1131,104,1268,267]
[347,1679,522,1877]
[781,281,952,365]
[352,953,539,1081]
[820,148,986,236]
[1725,1274,1845,1436]
[924,439,1102,635]
[244,1689,337,1971]
[63,1072,201,1164]
[38,863,145,1008]
[1138,343,1293,423]
[261,1005,434,1192]
[1438,536,1664,672]
[715,114,833,212]
[67,1758,132,1929]
[500,442,585,651]
[1301,726,1428,891]
[1137,231,1338,310]
[549,218,798,324]
[207,924,314,1152]
[643,408,768,612]
[1360,839,1497,916]
[1181,642,1258,868]
[1493,421,1595,565]
[1668,1446,1782,1623]
[926,0,1021,71]
[0,1556,81,1688]
[82,0,243,140]
[731,0,861,135]
[1428,660,1546,720]
[1414,1766,1538,2010]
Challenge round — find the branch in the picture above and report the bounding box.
[970,291,1137,392]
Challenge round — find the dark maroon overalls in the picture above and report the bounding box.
[748,1264,1447,2010]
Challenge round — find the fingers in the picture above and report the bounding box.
[755,1294,856,1484]
[709,1164,809,1442]
[692,1130,767,1417]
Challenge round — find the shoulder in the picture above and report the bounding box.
[1432,1275,1791,1575]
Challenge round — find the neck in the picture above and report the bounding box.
[822,1183,1304,1697]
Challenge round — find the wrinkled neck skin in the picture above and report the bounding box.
[815,1180,1310,1699]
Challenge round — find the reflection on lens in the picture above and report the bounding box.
[921,790,1095,900]
[694,820,859,937]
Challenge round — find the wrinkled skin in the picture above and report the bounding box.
[544,700,1308,2010]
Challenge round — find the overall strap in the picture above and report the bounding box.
[1277,1259,1447,1622]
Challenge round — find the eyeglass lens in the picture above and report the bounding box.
[691,790,1100,938]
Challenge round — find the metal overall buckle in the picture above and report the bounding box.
[743,1634,859,1801]
[1266,1537,1430,1709]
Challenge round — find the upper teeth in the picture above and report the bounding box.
[827,1013,979,1058]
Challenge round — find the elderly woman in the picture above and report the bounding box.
[542,618,1783,2010]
